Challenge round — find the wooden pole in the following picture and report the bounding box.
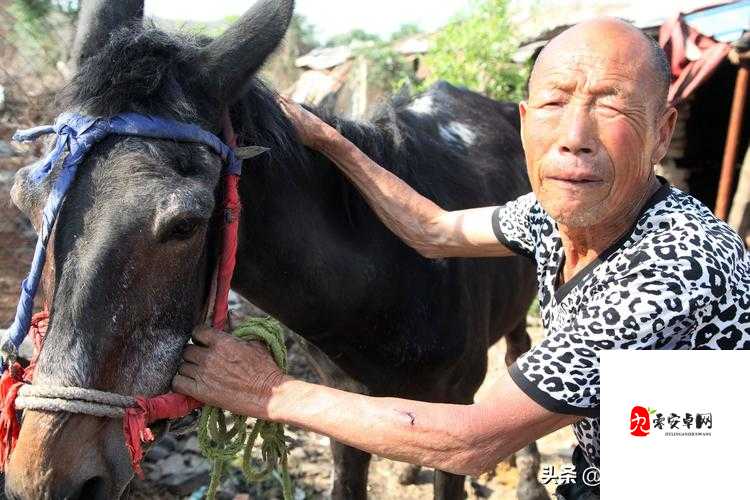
[728,145,750,240]
[715,65,749,220]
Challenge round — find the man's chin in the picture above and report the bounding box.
[543,201,603,228]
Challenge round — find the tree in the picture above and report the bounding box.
[389,23,420,42]
[289,13,319,53]
[325,29,381,48]
[8,0,79,69]
[421,0,527,102]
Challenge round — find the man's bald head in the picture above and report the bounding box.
[530,17,671,110]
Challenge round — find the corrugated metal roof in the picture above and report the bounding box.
[295,46,353,70]
[684,0,750,42]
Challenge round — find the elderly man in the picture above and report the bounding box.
[173,18,750,499]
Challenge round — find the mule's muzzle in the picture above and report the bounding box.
[4,410,132,500]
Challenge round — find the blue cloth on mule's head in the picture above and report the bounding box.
[2,112,242,366]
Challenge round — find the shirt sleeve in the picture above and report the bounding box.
[491,192,538,259]
[509,262,713,418]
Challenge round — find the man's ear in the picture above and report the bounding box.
[518,101,529,153]
[652,106,678,165]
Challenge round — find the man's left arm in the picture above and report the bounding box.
[173,327,578,476]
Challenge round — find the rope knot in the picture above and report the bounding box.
[123,393,203,478]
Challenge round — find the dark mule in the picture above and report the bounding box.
[6,1,543,499]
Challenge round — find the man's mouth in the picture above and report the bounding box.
[547,175,603,186]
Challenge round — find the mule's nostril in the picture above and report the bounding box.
[73,476,106,500]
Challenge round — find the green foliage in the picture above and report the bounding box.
[528,296,540,318]
[182,15,239,38]
[289,14,319,53]
[8,0,79,69]
[389,23,421,42]
[325,28,381,48]
[356,44,419,95]
[421,0,528,102]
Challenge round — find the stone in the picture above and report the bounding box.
[157,454,188,477]
[0,140,14,158]
[0,170,15,184]
[157,433,178,452]
[182,434,201,453]
[145,444,171,462]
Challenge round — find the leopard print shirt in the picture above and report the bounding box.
[491,181,750,468]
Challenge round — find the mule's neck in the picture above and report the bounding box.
[229,93,394,337]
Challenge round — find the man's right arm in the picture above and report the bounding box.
[320,136,516,258]
[279,98,516,259]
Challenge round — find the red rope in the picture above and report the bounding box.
[124,393,203,477]
[0,310,48,471]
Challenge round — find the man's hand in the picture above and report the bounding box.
[172,326,291,418]
[277,95,337,149]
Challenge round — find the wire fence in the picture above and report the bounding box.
[0,0,77,132]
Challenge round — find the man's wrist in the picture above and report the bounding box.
[266,377,316,424]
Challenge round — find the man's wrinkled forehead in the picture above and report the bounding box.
[529,18,657,86]
[529,54,642,96]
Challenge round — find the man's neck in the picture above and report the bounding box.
[558,177,661,282]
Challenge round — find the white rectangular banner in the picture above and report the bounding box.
[600,350,749,499]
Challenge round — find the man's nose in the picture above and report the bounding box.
[557,105,597,156]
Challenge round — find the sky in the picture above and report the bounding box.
[145,0,471,42]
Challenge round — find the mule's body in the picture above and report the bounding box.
[5,2,543,498]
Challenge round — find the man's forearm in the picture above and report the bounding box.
[317,133,448,257]
[266,379,523,476]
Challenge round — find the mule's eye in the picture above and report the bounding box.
[163,217,202,242]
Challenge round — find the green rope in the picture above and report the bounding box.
[197,317,293,500]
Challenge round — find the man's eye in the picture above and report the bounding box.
[542,101,563,108]
[598,104,621,115]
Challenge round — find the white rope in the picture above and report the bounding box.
[15,384,137,418]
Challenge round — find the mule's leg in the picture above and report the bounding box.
[330,440,372,500]
[505,323,550,500]
[399,463,422,485]
[288,333,373,499]
[434,470,466,500]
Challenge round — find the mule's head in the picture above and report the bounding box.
[6,1,294,498]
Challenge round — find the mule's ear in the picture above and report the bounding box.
[69,0,144,73]
[201,0,295,104]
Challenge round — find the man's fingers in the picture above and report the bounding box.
[177,362,200,379]
[183,344,208,365]
[172,374,199,397]
[191,325,217,346]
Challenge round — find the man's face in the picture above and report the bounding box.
[519,27,673,228]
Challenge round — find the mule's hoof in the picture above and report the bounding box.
[398,464,422,485]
